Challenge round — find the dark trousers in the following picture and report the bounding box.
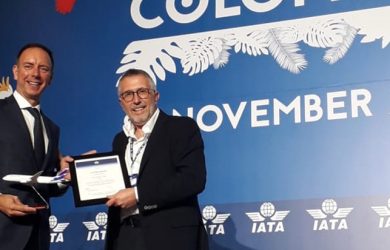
[108,215,206,250]
[24,224,40,250]
[112,215,146,250]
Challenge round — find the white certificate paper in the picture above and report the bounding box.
[70,153,129,207]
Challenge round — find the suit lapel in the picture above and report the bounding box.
[6,96,35,152]
[40,112,52,171]
[138,111,167,177]
[4,96,38,169]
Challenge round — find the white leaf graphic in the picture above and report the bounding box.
[115,7,390,82]
[179,36,226,76]
[323,23,357,64]
[268,28,307,74]
[302,19,349,48]
[225,30,269,56]
[117,40,182,84]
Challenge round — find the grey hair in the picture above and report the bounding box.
[117,69,156,95]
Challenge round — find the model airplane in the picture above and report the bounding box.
[2,168,70,184]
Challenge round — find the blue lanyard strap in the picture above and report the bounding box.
[128,136,149,186]
[129,136,148,168]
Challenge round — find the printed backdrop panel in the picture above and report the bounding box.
[1,0,390,249]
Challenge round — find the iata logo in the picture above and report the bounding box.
[83,212,108,241]
[202,205,230,235]
[307,199,353,231]
[246,202,289,233]
[49,215,70,243]
[372,198,390,228]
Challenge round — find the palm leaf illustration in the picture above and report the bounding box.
[117,40,183,84]
[115,7,390,82]
[323,23,357,64]
[267,28,307,74]
[179,36,227,76]
[225,30,269,56]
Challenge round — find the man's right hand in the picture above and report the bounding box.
[0,194,38,217]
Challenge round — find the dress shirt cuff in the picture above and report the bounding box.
[57,183,69,189]
[134,187,139,201]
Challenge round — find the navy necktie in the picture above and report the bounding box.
[26,107,45,168]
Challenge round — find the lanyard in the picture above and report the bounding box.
[129,136,149,169]
[128,136,149,187]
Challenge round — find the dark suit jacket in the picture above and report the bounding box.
[0,95,62,250]
[106,110,209,250]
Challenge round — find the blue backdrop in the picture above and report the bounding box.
[1,0,390,249]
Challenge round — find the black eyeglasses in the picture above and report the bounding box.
[120,88,155,102]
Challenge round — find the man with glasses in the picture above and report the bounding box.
[105,69,209,250]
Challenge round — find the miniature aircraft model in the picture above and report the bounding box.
[2,169,70,209]
[2,168,69,184]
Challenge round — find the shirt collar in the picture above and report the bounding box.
[122,108,160,139]
[13,91,41,110]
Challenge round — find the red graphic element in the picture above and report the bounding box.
[55,0,77,15]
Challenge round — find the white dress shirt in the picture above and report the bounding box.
[120,108,160,219]
[13,91,48,152]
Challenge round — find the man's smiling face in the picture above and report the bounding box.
[13,47,52,106]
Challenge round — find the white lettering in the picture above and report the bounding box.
[215,225,225,234]
[130,0,337,29]
[318,220,328,230]
[50,233,64,243]
[166,0,209,24]
[223,102,246,129]
[379,217,390,228]
[273,96,301,125]
[274,222,284,232]
[172,88,373,132]
[208,224,218,234]
[251,99,270,127]
[101,230,107,240]
[295,0,305,7]
[130,0,163,29]
[304,94,323,122]
[313,220,318,230]
[313,219,348,231]
[252,221,285,233]
[327,91,347,120]
[197,105,224,132]
[50,233,56,243]
[338,219,348,230]
[256,222,267,233]
[242,0,283,13]
[351,89,372,118]
[216,0,241,18]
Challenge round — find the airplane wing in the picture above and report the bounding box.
[2,172,69,184]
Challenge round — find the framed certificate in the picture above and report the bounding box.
[69,152,129,207]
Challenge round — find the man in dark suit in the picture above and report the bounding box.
[105,69,209,250]
[0,43,68,250]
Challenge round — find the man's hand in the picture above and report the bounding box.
[106,188,137,209]
[0,194,38,217]
[59,150,97,180]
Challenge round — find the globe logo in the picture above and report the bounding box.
[260,202,275,217]
[322,199,338,214]
[49,215,58,229]
[95,212,108,226]
[202,206,217,220]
